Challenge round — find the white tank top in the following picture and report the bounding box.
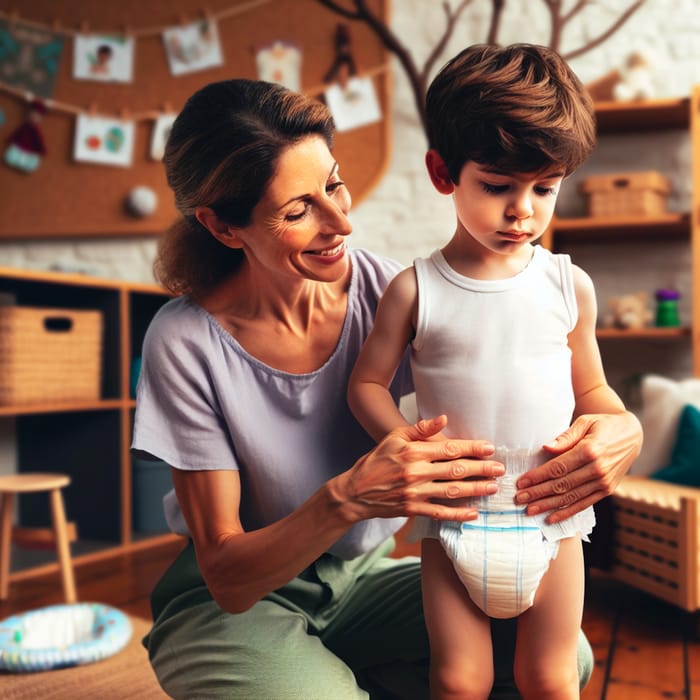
[411,245,577,450]
[410,245,595,541]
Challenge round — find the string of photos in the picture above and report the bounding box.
[0,1,386,174]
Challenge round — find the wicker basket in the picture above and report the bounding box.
[579,171,670,217]
[0,306,103,405]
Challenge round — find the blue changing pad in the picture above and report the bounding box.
[0,603,132,672]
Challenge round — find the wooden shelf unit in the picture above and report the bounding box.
[545,88,700,375]
[0,266,182,585]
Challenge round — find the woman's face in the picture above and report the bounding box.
[233,135,353,283]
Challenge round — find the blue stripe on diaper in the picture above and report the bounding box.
[460,523,540,532]
[482,511,488,612]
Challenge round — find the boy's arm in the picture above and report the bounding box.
[568,265,626,416]
[348,267,419,443]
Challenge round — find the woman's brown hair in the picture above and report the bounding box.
[155,79,335,298]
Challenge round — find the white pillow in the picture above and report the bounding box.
[631,374,700,476]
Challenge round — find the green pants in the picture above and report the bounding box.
[145,539,592,699]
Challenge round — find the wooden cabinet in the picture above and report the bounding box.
[0,266,182,586]
[543,86,700,391]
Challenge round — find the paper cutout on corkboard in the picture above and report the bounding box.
[325,76,382,133]
[74,115,135,167]
[73,34,135,83]
[256,40,302,92]
[0,19,64,98]
[162,19,224,76]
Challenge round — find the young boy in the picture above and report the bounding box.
[348,43,628,699]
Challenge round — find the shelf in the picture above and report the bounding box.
[0,399,125,417]
[0,266,172,585]
[552,212,690,244]
[550,86,700,379]
[596,326,691,339]
[9,533,184,582]
[594,96,690,133]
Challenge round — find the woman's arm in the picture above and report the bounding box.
[176,415,504,614]
[515,265,642,523]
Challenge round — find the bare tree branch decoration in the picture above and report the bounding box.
[486,0,506,45]
[560,1,647,61]
[316,0,647,137]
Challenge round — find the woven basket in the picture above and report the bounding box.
[579,170,670,217]
[0,306,103,405]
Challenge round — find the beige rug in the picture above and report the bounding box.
[1,616,168,699]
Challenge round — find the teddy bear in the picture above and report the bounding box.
[602,291,654,329]
[613,52,655,102]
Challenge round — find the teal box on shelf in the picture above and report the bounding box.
[132,457,171,533]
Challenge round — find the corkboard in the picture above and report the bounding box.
[0,0,390,239]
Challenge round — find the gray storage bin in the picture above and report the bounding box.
[132,458,171,533]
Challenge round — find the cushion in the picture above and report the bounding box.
[631,375,700,476]
[0,603,132,672]
[651,403,700,487]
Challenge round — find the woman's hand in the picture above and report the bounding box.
[515,411,643,524]
[333,415,505,524]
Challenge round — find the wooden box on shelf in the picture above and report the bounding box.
[0,306,103,406]
[579,170,670,218]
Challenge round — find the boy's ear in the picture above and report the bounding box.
[425,150,455,195]
[195,207,244,249]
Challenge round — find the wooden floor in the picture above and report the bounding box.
[1,539,699,699]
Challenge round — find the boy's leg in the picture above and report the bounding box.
[421,538,494,700]
[321,544,592,700]
[514,537,585,700]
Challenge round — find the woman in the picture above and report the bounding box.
[132,78,642,699]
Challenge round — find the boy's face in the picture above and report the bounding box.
[451,161,564,255]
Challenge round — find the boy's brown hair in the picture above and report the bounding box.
[426,43,596,183]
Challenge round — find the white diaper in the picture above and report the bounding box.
[435,447,594,619]
[439,484,559,618]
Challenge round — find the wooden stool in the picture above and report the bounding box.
[0,473,77,602]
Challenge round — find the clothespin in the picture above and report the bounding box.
[87,102,99,116]
[119,107,131,122]
[161,101,174,114]
[80,20,90,35]
[323,23,357,89]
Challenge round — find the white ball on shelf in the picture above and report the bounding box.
[125,186,158,217]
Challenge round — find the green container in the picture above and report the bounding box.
[655,289,681,327]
